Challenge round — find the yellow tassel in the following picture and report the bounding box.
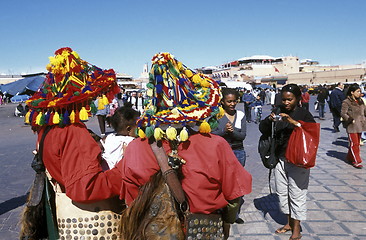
[36,112,43,125]
[154,127,164,141]
[79,107,89,121]
[192,74,202,84]
[217,107,225,119]
[24,111,31,124]
[102,95,109,105]
[69,110,76,123]
[53,112,60,124]
[177,61,183,71]
[179,127,189,142]
[200,79,211,88]
[166,126,177,141]
[71,51,80,59]
[97,97,105,110]
[162,72,167,79]
[199,121,211,134]
[138,128,146,139]
[185,69,193,78]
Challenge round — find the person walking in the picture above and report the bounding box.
[301,87,310,111]
[317,87,329,120]
[329,82,345,132]
[259,84,315,240]
[94,95,110,137]
[340,84,366,169]
[242,89,255,123]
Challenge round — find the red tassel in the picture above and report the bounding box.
[31,112,38,126]
[75,110,80,123]
[49,112,55,125]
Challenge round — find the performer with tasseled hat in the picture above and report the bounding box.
[117,53,252,239]
[20,47,123,240]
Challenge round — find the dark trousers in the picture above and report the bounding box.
[331,108,341,128]
[318,102,325,118]
[244,104,252,122]
[97,115,106,135]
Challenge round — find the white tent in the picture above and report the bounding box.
[222,81,252,90]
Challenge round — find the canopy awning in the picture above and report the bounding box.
[0,75,45,95]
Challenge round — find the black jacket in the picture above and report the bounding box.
[329,88,345,111]
[259,106,315,158]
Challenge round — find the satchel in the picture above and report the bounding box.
[185,213,224,239]
[55,191,123,240]
[150,143,225,240]
[19,127,59,240]
[285,120,320,168]
[258,120,278,170]
[119,172,184,240]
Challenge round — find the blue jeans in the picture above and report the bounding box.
[233,148,246,167]
[232,148,246,218]
[318,102,325,118]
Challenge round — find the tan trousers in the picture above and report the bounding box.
[274,159,310,221]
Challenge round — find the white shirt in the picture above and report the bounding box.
[101,134,134,170]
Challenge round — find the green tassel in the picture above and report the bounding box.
[40,113,46,125]
[145,126,154,138]
[90,101,97,114]
[208,118,218,130]
[30,99,45,106]
[135,127,139,137]
[168,61,179,77]
[58,115,64,127]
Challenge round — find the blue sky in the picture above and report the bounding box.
[1,0,365,78]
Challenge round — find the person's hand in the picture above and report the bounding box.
[269,112,276,122]
[225,122,233,133]
[279,113,300,126]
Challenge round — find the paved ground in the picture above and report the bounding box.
[0,96,365,240]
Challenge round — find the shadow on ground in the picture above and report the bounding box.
[0,193,28,215]
[332,139,348,148]
[326,150,347,163]
[321,127,334,132]
[253,194,287,225]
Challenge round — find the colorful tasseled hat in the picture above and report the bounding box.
[25,47,120,127]
[137,52,224,142]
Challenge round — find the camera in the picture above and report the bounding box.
[274,115,282,121]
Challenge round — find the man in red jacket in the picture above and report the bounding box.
[23,48,123,240]
[116,52,252,239]
[301,86,310,111]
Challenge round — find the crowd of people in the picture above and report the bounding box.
[18,47,365,240]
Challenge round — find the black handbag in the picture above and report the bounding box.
[20,127,59,240]
[258,121,278,194]
[258,121,278,169]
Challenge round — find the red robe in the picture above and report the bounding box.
[117,133,252,214]
[38,123,121,203]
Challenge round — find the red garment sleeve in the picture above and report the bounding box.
[42,124,122,203]
[117,139,159,205]
[216,138,252,200]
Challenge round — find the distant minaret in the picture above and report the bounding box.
[139,63,149,79]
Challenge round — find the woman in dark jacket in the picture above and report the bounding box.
[341,84,366,169]
[259,84,315,240]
